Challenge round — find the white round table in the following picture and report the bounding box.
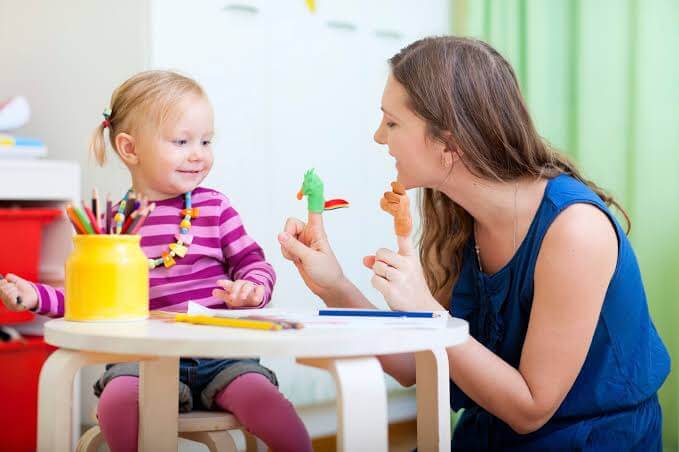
[38,317,468,452]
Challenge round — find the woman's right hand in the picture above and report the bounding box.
[0,273,38,312]
[277,212,347,300]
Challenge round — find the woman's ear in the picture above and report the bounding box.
[114,133,139,166]
[441,150,453,168]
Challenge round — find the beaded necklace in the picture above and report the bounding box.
[116,190,198,269]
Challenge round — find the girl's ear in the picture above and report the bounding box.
[114,133,139,166]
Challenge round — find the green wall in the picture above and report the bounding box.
[452,0,678,448]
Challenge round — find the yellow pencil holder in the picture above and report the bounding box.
[65,235,149,321]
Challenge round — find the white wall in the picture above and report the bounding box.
[147,0,450,405]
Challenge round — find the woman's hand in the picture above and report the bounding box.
[364,236,442,312]
[0,273,38,311]
[278,212,347,299]
[213,279,265,307]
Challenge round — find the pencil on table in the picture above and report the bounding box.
[174,314,283,331]
[245,315,303,329]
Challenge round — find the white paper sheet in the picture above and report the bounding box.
[186,302,449,329]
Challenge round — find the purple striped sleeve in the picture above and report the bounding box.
[30,282,65,317]
[217,196,276,306]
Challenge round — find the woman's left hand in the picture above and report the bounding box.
[363,236,441,312]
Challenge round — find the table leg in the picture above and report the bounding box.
[138,357,179,451]
[37,350,144,452]
[298,357,388,452]
[415,348,450,452]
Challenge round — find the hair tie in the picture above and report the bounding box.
[102,107,112,128]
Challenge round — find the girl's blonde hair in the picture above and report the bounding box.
[389,36,631,307]
[89,70,206,166]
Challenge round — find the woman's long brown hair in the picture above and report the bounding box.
[389,36,630,307]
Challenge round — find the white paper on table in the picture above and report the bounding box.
[187,302,449,329]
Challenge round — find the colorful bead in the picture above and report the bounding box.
[181,208,199,218]
[130,190,193,270]
[169,242,188,257]
[161,251,176,268]
[176,233,193,245]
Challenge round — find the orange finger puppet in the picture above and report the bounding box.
[380,181,412,237]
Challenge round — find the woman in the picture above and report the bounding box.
[277,37,670,450]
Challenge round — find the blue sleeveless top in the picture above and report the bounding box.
[449,174,670,451]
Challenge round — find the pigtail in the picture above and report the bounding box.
[89,121,107,167]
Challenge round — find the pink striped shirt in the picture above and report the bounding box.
[33,187,276,316]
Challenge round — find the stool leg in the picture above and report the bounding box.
[298,357,388,452]
[76,425,106,452]
[180,431,238,452]
[138,357,179,451]
[415,348,450,452]
[244,431,268,452]
[38,350,144,452]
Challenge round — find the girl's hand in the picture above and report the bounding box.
[0,273,38,312]
[277,212,347,299]
[213,279,265,308]
[363,236,442,312]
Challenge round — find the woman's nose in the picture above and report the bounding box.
[374,124,386,145]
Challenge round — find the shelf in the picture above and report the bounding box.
[0,160,80,202]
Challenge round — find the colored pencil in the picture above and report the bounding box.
[105,193,112,234]
[65,205,87,234]
[174,314,283,331]
[124,192,136,218]
[129,203,155,234]
[73,205,95,234]
[318,309,436,318]
[120,213,135,234]
[92,188,101,231]
[82,203,102,234]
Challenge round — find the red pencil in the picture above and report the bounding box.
[121,214,135,234]
[82,203,102,234]
[129,203,155,234]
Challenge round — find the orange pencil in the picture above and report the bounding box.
[66,205,87,234]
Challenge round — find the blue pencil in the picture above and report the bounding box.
[318,309,435,318]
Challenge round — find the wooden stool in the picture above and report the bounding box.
[76,410,265,452]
